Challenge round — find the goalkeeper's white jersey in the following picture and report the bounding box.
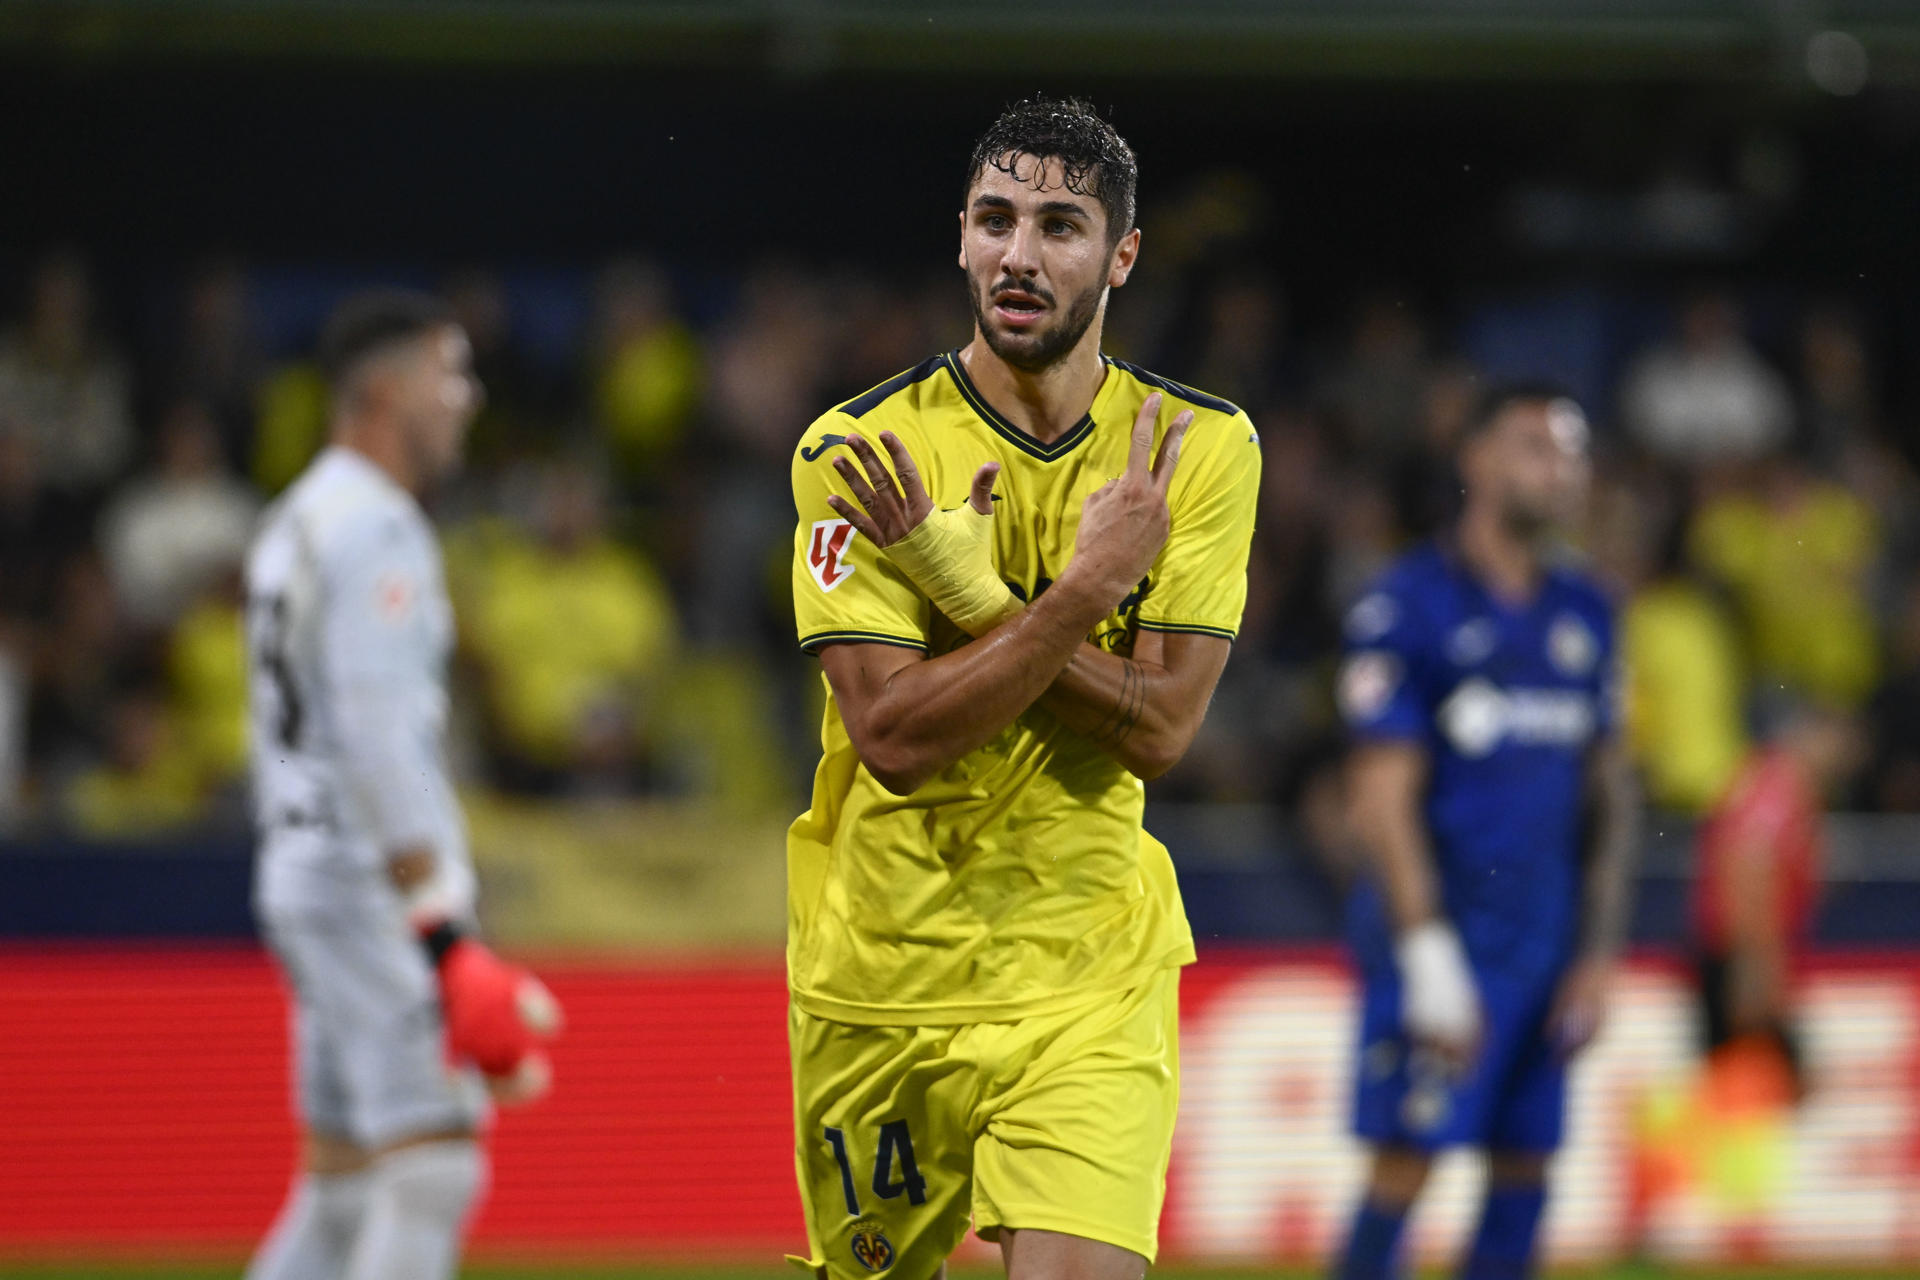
[245,446,473,918]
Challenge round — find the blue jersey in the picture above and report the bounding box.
[1339,540,1618,978]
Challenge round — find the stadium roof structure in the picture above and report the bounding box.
[5,0,1920,88]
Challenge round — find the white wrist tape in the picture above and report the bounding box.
[884,505,1021,637]
[1395,921,1480,1046]
[400,866,473,931]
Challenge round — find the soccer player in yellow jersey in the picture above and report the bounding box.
[785,97,1261,1280]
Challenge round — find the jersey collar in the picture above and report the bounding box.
[942,349,1112,462]
[1437,530,1552,615]
[321,444,419,511]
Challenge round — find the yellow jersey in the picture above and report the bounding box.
[787,350,1261,1026]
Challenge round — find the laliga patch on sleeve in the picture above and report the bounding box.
[1338,651,1400,724]
[1548,612,1598,676]
[1345,592,1398,642]
[807,518,858,593]
[375,572,416,621]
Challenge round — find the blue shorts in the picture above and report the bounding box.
[1351,964,1567,1153]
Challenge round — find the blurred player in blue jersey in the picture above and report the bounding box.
[1330,385,1641,1280]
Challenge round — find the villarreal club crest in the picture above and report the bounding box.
[849,1220,895,1273]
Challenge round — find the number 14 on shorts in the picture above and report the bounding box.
[823,1121,928,1215]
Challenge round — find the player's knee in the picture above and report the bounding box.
[1001,1229,1145,1280]
[368,1139,486,1227]
[1485,1149,1549,1189]
[303,1130,370,1176]
[1366,1145,1434,1205]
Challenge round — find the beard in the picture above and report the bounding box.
[967,271,1105,372]
[404,414,466,491]
[1499,492,1559,542]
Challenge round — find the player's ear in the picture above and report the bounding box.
[339,363,388,418]
[1458,428,1493,490]
[958,210,969,271]
[1107,227,1142,289]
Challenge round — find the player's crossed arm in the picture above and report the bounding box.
[1039,619,1228,780]
[827,436,1018,637]
[829,394,1227,780]
[821,394,1199,792]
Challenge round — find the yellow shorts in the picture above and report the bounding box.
[787,967,1180,1280]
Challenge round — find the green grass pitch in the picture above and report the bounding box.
[0,1265,1902,1279]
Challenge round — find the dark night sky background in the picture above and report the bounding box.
[6,57,1920,410]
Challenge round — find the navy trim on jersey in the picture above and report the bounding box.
[1106,358,1242,418]
[1136,619,1238,641]
[799,629,930,655]
[836,355,949,420]
[943,351,1098,462]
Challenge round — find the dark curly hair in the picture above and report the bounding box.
[1465,379,1581,439]
[965,96,1138,246]
[317,287,453,389]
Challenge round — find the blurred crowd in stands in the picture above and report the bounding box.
[2,206,1917,838]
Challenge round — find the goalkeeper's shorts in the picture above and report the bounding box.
[261,905,487,1148]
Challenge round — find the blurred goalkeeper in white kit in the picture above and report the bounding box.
[244,290,559,1280]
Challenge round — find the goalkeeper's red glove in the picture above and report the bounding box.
[420,922,562,1104]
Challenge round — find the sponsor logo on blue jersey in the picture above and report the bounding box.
[1437,678,1596,758]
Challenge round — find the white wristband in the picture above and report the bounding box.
[884,506,1021,637]
[400,866,473,930]
[1394,921,1480,1047]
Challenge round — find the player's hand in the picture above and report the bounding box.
[1065,394,1192,608]
[828,431,999,551]
[1395,920,1482,1072]
[1549,954,1613,1058]
[435,936,563,1105]
[827,431,929,547]
[829,431,1015,634]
